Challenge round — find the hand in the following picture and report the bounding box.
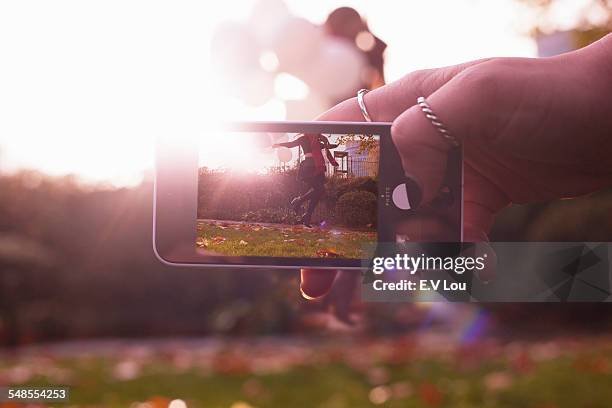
[300,34,612,299]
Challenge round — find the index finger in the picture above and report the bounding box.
[315,59,490,122]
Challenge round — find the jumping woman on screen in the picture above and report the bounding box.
[272,134,339,228]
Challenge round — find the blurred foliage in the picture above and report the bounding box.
[490,188,612,241]
[571,26,612,46]
[1,171,612,348]
[520,0,612,35]
[0,171,303,347]
[1,336,612,407]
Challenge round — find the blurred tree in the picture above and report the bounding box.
[0,172,301,347]
[335,134,378,154]
[520,0,611,43]
[0,234,56,347]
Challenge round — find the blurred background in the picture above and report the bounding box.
[1,0,612,407]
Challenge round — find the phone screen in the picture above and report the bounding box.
[196,131,380,260]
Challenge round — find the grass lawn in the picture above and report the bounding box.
[2,336,612,408]
[196,220,376,258]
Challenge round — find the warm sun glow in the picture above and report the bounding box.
[0,0,561,186]
[199,132,280,173]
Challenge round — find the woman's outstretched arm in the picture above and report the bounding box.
[272,135,304,149]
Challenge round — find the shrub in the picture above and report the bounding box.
[197,170,300,220]
[242,207,300,224]
[325,176,377,201]
[336,190,377,227]
[197,168,379,225]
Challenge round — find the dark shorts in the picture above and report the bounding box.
[298,157,325,184]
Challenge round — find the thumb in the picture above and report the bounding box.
[300,268,338,299]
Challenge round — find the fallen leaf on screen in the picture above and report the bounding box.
[316,248,341,258]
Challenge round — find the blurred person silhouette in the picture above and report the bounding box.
[300,34,612,301]
[299,7,388,325]
[324,7,387,92]
[212,4,390,324]
[272,134,339,228]
[296,7,387,324]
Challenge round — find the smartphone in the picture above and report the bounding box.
[154,121,462,268]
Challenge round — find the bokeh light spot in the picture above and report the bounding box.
[355,30,376,51]
[274,72,310,100]
[259,50,279,72]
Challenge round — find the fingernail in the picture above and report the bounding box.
[300,285,318,300]
[404,174,423,210]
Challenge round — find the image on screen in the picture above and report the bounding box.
[195,132,379,259]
